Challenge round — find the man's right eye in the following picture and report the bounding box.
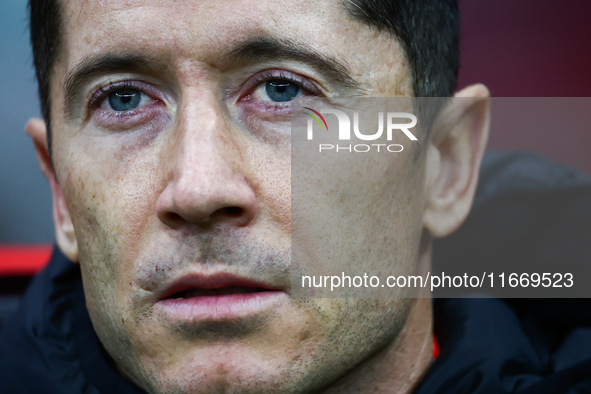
[99,87,155,113]
[88,80,159,114]
[88,81,168,130]
[263,80,304,102]
[107,88,142,111]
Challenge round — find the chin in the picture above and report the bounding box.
[134,347,308,394]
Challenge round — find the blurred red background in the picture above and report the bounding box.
[458,0,591,173]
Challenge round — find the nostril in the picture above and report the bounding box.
[166,212,183,222]
[223,206,244,218]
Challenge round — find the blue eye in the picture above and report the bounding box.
[108,88,141,111]
[265,80,300,102]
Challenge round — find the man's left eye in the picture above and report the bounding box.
[263,80,302,102]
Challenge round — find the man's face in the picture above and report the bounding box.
[48,0,427,392]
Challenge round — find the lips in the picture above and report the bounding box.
[153,273,287,321]
[168,286,267,298]
[157,273,282,300]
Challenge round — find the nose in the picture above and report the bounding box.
[156,98,257,229]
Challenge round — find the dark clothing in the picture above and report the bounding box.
[0,247,144,394]
[2,152,591,393]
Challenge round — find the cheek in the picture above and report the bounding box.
[247,142,291,234]
[291,150,425,294]
[59,135,164,300]
[58,140,167,363]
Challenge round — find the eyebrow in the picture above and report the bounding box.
[226,37,364,91]
[63,37,365,119]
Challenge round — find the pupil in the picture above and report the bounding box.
[266,80,299,102]
[108,88,141,111]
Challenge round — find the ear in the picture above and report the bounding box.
[422,84,490,238]
[26,118,79,262]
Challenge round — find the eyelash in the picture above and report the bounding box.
[239,69,322,103]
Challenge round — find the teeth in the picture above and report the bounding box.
[176,286,264,298]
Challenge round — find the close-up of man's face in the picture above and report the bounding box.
[25,0,489,393]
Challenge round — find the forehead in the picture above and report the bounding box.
[62,0,355,65]
[57,0,410,93]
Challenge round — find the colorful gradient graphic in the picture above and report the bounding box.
[302,107,328,131]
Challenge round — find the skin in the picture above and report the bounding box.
[27,0,490,393]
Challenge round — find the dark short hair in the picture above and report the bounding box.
[28,0,459,156]
[29,0,62,160]
[344,0,459,98]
